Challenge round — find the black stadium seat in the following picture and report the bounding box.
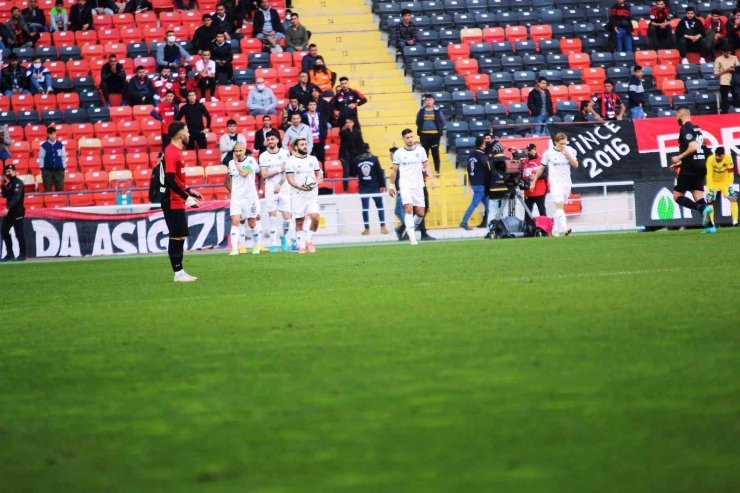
[41,110,65,125]
[478,57,502,74]
[476,89,498,104]
[51,77,74,94]
[73,76,96,93]
[58,46,81,62]
[445,74,467,92]
[17,111,39,126]
[434,59,456,77]
[490,71,514,89]
[64,108,89,124]
[461,104,485,122]
[35,46,58,62]
[80,91,104,110]
[420,76,445,93]
[0,111,16,127]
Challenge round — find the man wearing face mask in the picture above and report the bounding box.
[68,0,93,32]
[1,164,26,262]
[125,65,156,106]
[156,30,192,72]
[247,78,277,116]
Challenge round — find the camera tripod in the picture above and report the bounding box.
[490,187,534,223]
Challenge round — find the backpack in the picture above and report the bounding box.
[533,216,554,237]
[490,216,531,239]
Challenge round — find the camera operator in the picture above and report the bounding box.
[520,143,547,221]
[529,133,578,237]
[484,150,512,238]
[1,164,26,261]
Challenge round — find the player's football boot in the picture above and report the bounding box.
[307,242,316,253]
[298,247,306,254]
[706,189,716,204]
[551,231,561,237]
[239,246,247,254]
[290,240,299,251]
[259,245,269,253]
[701,226,717,235]
[252,246,260,255]
[280,236,288,252]
[229,249,239,256]
[270,246,278,253]
[174,271,197,282]
[701,205,713,227]
[564,229,572,237]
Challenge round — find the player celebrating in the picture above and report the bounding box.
[227,143,263,255]
[705,146,738,227]
[259,130,294,253]
[669,107,714,233]
[285,137,323,254]
[161,121,203,282]
[529,133,578,237]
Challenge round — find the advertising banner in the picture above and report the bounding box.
[635,180,735,228]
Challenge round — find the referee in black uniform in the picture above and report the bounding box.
[669,106,715,233]
[1,164,26,261]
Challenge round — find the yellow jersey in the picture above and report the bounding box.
[706,154,734,184]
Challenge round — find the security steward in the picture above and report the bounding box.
[1,164,26,261]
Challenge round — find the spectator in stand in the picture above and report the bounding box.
[211,3,243,41]
[526,77,553,135]
[574,100,590,122]
[39,127,67,192]
[252,0,285,52]
[396,9,417,53]
[310,85,332,125]
[0,126,11,162]
[173,66,198,102]
[100,54,127,106]
[22,0,47,33]
[89,0,117,16]
[460,136,490,231]
[192,14,218,54]
[282,9,292,31]
[648,0,673,49]
[150,90,179,149]
[609,0,633,52]
[339,117,364,192]
[152,66,175,105]
[308,56,334,97]
[156,31,192,72]
[355,143,388,235]
[6,8,40,47]
[704,10,728,62]
[283,112,312,154]
[415,93,445,173]
[715,44,739,113]
[177,90,212,150]
[247,77,277,116]
[123,0,152,14]
[1,54,31,97]
[729,10,740,50]
[676,7,708,65]
[331,77,367,127]
[303,99,326,166]
[27,55,52,95]
[126,65,156,106]
[628,65,646,119]
[281,96,304,130]
[286,12,309,53]
[219,119,247,164]
[195,49,218,103]
[68,0,93,32]
[211,32,234,84]
[301,44,318,73]
[521,143,546,222]
[175,0,195,11]
[49,0,68,32]
[289,71,316,107]
[253,114,277,154]
[588,79,625,121]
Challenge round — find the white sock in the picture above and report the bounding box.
[404,213,415,236]
[413,215,423,228]
[289,219,297,242]
[282,219,290,237]
[230,225,239,250]
[239,224,246,247]
[303,218,311,232]
[252,228,261,248]
[270,216,279,246]
[554,209,565,232]
[254,219,263,246]
[297,231,305,248]
[307,230,314,243]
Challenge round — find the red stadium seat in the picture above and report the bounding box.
[658,49,680,66]
[583,67,606,93]
[447,43,470,61]
[11,94,34,112]
[181,10,202,28]
[34,94,57,112]
[71,123,95,140]
[159,11,181,29]
[112,13,135,28]
[57,92,80,111]
[498,87,521,106]
[44,194,68,208]
[132,168,152,187]
[181,150,197,167]
[120,28,143,44]
[104,156,127,172]
[124,136,149,154]
[662,79,685,98]
[504,25,527,44]
[65,172,85,191]
[134,56,156,73]
[94,122,118,139]
[109,106,133,123]
[224,100,247,118]
[85,171,109,190]
[466,74,490,93]
[204,101,226,117]
[6,158,29,175]
[568,53,591,71]
[93,14,113,28]
[104,43,127,60]
[75,29,98,45]
[79,155,103,173]
[25,124,47,142]
[455,58,479,76]
[132,104,154,120]
[66,59,90,79]
[140,118,161,137]
[9,141,30,160]
[69,192,95,207]
[98,28,121,44]
[255,68,278,83]
[36,32,52,47]
[183,166,205,186]
[50,124,71,141]
[197,149,221,167]
[324,160,343,179]
[205,165,227,184]
[25,194,44,209]
[102,137,126,156]
[529,25,552,46]
[46,61,66,78]
[146,133,162,150]
[270,52,293,69]
[216,85,242,102]
[52,31,76,46]
[241,38,263,55]
[213,189,230,201]
[93,191,117,206]
[635,50,658,68]
[81,44,105,60]
[460,28,483,44]
[277,66,300,86]
[116,121,141,138]
[482,27,505,43]
[560,38,582,55]
[143,27,165,44]
[135,11,158,28]
[653,64,677,88]
[568,84,592,103]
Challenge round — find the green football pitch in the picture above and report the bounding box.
[1,231,739,493]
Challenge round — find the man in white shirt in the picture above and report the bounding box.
[285,137,323,254]
[195,49,218,103]
[259,129,294,253]
[219,119,247,164]
[388,128,437,245]
[227,143,262,255]
[529,132,579,236]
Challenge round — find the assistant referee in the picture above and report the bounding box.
[1,164,26,261]
[162,122,203,282]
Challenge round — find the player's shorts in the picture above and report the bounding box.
[399,186,425,207]
[549,183,571,204]
[162,205,189,237]
[265,187,291,213]
[708,181,732,197]
[291,193,319,218]
[230,197,260,219]
[674,174,705,194]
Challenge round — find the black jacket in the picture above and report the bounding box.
[69,3,94,31]
[253,126,281,154]
[149,163,163,204]
[210,12,240,35]
[123,0,152,14]
[1,64,29,93]
[302,110,328,142]
[486,155,509,199]
[252,8,284,35]
[1,176,25,213]
[354,152,386,190]
[210,40,233,63]
[192,24,218,53]
[527,88,554,117]
[21,7,45,27]
[339,127,364,169]
[100,62,127,85]
[467,149,490,187]
[675,17,706,39]
[289,82,317,108]
[177,101,212,132]
[415,106,446,136]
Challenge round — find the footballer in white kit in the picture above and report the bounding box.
[228,143,263,254]
[285,137,323,253]
[388,128,436,245]
[259,130,293,252]
[529,132,579,236]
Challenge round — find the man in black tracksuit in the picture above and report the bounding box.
[355,143,388,235]
[177,90,212,150]
[1,164,26,261]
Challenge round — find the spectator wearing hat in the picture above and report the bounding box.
[173,66,198,102]
[460,136,490,230]
[1,163,26,262]
[38,127,67,191]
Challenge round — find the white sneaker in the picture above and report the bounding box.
[211,97,219,103]
[229,249,239,256]
[409,234,418,245]
[699,57,706,64]
[199,97,206,103]
[681,58,689,65]
[174,270,197,282]
[551,230,561,237]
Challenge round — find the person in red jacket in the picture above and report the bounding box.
[521,143,547,221]
[704,9,728,61]
[173,67,198,102]
[150,90,179,150]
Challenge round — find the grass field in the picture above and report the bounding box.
[1,231,739,493]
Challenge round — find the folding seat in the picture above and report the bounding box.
[590,52,613,69]
[136,10,158,28]
[93,122,117,141]
[489,71,514,89]
[444,74,467,91]
[482,27,505,43]
[403,45,428,65]
[501,55,524,74]
[444,0,467,14]
[488,0,511,10]
[694,92,718,114]
[583,67,606,93]
[68,192,95,207]
[16,111,39,126]
[36,46,58,62]
[112,13,135,29]
[516,11,537,28]
[146,133,162,151]
[116,121,141,139]
[585,6,606,21]
[132,167,152,187]
[44,194,68,208]
[496,11,515,26]
[515,40,537,57]
[661,79,685,99]
[41,110,64,126]
[446,122,470,147]
[80,44,104,60]
[657,49,680,66]
[672,94,696,111]
[648,94,671,114]
[197,149,221,167]
[685,78,709,94]
[446,43,470,61]
[417,30,440,48]
[460,28,483,44]
[32,94,56,112]
[12,47,35,63]
[529,25,552,48]
[468,42,492,59]
[66,60,90,79]
[540,9,563,25]
[104,43,127,60]
[539,39,561,57]
[635,50,658,68]
[120,28,143,45]
[101,137,126,156]
[454,137,476,163]
[505,26,527,44]
[561,68,582,85]
[53,31,76,47]
[420,76,445,93]
[180,150,198,167]
[51,77,74,93]
[511,0,533,10]
[568,84,591,103]
[476,89,498,105]
[573,23,595,39]
[478,57,502,75]
[551,24,574,40]
[99,28,122,45]
[11,94,34,112]
[430,91,453,118]
[560,38,582,55]
[482,103,506,123]
[612,51,636,68]
[549,85,569,110]
[566,53,590,72]
[540,69,563,85]
[103,154,127,172]
[109,106,133,123]
[513,70,536,88]
[25,124,47,143]
[606,66,631,85]
[85,170,109,190]
[0,111,16,127]
[93,13,113,28]
[653,64,677,89]
[183,166,205,187]
[466,73,490,93]
[677,63,700,82]
[546,53,569,70]
[92,192,117,206]
[451,90,475,114]
[556,99,579,118]
[455,58,479,76]
[498,87,521,106]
